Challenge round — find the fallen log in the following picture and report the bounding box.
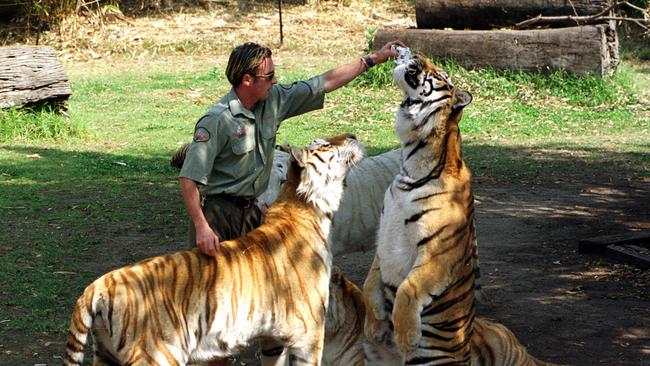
[374,25,620,76]
[0,45,72,109]
[416,0,611,30]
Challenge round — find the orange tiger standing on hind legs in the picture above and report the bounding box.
[63,134,365,366]
[362,56,557,366]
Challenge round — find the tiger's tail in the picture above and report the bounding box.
[63,284,96,366]
[170,143,190,169]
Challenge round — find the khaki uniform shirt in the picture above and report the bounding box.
[179,75,325,198]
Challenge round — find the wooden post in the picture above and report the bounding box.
[0,46,72,109]
[373,25,619,76]
[279,0,284,44]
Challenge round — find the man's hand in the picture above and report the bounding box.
[180,177,221,256]
[371,40,407,65]
[260,203,270,217]
[195,222,220,256]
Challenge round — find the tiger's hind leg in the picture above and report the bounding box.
[363,255,392,344]
[471,318,557,366]
[91,349,119,366]
[90,321,123,366]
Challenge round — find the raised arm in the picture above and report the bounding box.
[322,40,405,93]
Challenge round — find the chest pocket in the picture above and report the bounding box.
[231,134,256,155]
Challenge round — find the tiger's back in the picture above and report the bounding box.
[66,205,331,364]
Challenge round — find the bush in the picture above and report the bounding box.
[18,0,78,31]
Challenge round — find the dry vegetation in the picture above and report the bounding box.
[26,0,415,63]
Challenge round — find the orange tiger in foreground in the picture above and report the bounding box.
[64,134,365,366]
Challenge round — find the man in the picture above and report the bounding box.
[179,40,402,366]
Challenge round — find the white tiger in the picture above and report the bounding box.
[254,147,401,256]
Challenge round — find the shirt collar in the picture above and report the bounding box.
[226,88,256,120]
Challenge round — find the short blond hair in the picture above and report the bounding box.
[225,42,273,87]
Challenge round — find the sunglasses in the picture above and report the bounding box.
[253,70,275,81]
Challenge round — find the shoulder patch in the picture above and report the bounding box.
[193,127,211,142]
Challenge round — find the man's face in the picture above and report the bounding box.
[251,56,277,101]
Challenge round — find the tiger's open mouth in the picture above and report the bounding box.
[393,57,425,100]
[392,56,454,110]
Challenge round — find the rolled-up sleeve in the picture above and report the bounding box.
[179,115,224,186]
[273,75,325,121]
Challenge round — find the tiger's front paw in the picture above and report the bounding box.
[393,316,420,357]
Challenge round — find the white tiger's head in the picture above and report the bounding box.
[393,55,454,101]
[392,55,472,142]
[288,133,366,215]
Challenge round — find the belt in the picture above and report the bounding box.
[211,194,255,209]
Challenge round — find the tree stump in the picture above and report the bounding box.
[416,0,610,30]
[0,46,72,109]
[374,24,619,76]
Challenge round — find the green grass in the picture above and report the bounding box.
[0,106,85,142]
[0,53,649,361]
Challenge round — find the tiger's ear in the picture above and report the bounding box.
[290,147,306,168]
[452,90,472,111]
[275,141,291,153]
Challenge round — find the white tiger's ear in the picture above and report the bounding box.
[453,90,472,111]
[290,147,306,168]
